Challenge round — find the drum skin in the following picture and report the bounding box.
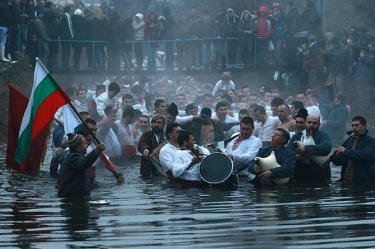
[200,153,233,184]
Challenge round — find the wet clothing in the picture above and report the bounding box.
[331,131,375,182]
[250,146,296,183]
[58,149,101,198]
[288,130,332,182]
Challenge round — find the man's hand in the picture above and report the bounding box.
[296,145,306,155]
[259,170,273,180]
[95,143,105,153]
[117,175,125,184]
[143,149,149,158]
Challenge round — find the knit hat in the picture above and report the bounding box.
[167,103,178,116]
[200,107,212,117]
[296,108,308,120]
[258,6,270,14]
[67,132,84,149]
[276,127,290,142]
[227,8,234,13]
[221,71,231,79]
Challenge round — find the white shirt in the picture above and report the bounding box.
[212,80,236,96]
[95,91,117,117]
[225,135,262,170]
[74,99,88,112]
[159,142,179,172]
[97,126,122,158]
[172,150,202,181]
[114,120,135,147]
[306,105,323,120]
[212,114,238,123]
[254,116,279,142]
[176,115,194,125]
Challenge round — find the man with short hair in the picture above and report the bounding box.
[277,104,296,132]
[213,101,237,123]
[290,100,304,118]
[289,114,332,182]
[171,130,204,182]
[138,115,166,177]
[159,123,181,173]
[296,91,321,118]
[201,93,215,114]
[95,82,121,118]
[252,105,280,146]
[270,96,284,117]
[74,88,88,112]
[248,94,259,105]
[96,106,122,162]
[115,106,137,159]
[331,116,375,182]
[185,103,198,116]
[241,85,251,99]
[134,115,150,156]
[117,94,134,119]
[154,99,167,115]
[225,117,262,176]
[176,93,187,116]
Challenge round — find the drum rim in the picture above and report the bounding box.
[199,153,233,184]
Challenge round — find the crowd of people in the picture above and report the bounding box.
[52,69,375,197]
[1,0,374,86]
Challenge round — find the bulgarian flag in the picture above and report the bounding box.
[13,58,71,171]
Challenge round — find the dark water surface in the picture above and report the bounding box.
[1,144,375,249]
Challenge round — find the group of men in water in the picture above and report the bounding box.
[53,76,375,198]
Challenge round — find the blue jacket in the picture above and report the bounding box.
[250,146,296,182]
[331,131,375,181]
[58,149,100,198]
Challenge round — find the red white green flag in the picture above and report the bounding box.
[14,58,70,170]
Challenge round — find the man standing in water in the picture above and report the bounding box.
[138,115,166,178]
[290,114,332,182]
[250,128,295,184]
[58,133,105,197]
[331,116,375,182]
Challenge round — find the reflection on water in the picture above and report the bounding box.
[1,144,375,248]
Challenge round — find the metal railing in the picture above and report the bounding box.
[38,36,273,72]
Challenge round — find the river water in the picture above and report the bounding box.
[1,144,375,249]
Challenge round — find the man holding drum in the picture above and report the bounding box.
[225,117,262,178]
[171,130,205,184]
[159,123,182,174]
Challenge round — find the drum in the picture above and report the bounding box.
[199,153,234,185]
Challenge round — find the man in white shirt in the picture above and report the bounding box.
[225,117,262,176]
[159,123,181,173]
[114,106,137,159]
[296,91,322,118]
[171,130,204,182]
[253,105,280,146]
[95,82,120,118]
[74,88,88,112]
[212,101,238,123]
